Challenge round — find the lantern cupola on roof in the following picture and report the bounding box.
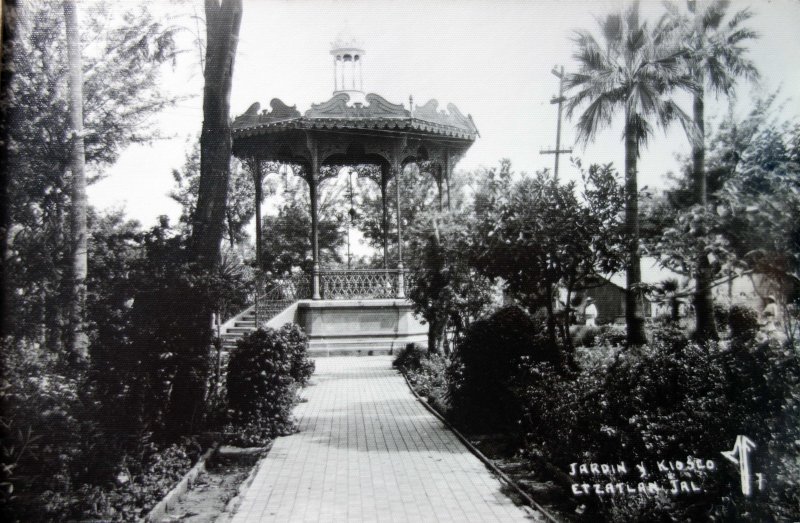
[330,29,366,105]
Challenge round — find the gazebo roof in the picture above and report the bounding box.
[232,93,479,141]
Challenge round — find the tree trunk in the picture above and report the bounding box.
[169,0,242,436]
[428,315,447,356]
[63,0,89,364]
[624,119,647,346]
[670,298,680,322]
[253,159,262,268]
[0,2,14,335]
[564,286,574,351]
[544,284,558,348]
[692,85,719,342]
[191,0,242,268]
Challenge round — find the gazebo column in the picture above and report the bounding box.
[435,164,444,212]
[251,158,263,268]
[445,147,452,210]
[392,157,406,299]
[380,164,390,270]
[308,137,321,300]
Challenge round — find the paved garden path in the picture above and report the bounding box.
[231,356,538,522]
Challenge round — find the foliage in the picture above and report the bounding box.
[651,94,800,343]
[717,120,800,340]
[37,441,196,522]
[0,333,204,522]
[393,343,427,373]
[653,202,736,282]
[565,1,693,345]
[564,1,693,151]
[280,323,315,386]
[4,0,178,354]
[226,325,312,444]
[447,306,561,433]
[409,354,450,404]
[470,162,624,346]
[727,304,759,341]
[359,162,440,258]
[572,325,599,348]
[407,207,496,354]
[259,174,346,276]
[663,0,760,342]
[1,339,91,515]
[519,326,800,521]
[169,142,259,249]
[397,350,450,414]
[85,217,252,441]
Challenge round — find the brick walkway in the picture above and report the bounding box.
[231,356,537,522]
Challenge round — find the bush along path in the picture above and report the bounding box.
[394,340,573,522]
[395,305,800,522]
[148,324,316,522]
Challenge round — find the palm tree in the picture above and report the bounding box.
[565,1,694,346]
[665,0,759,342]
[655,278,685,322]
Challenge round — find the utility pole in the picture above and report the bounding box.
[540,65,572,181]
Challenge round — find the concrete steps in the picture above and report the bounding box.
[219,299,428,357]
[220,309,258,350]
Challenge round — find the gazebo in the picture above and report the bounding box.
[227,35,478,354]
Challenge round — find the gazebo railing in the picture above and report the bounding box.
[254,273,311,325]
[319,268,407,300]
[252,269,410,322]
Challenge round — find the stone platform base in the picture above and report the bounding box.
[286,299,428,357]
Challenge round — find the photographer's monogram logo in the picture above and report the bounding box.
[721,435,764,496]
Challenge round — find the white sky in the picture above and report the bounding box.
[88,0,800,229]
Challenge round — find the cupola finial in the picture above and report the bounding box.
[330,28,366,104]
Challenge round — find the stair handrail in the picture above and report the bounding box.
[254,272,311,327]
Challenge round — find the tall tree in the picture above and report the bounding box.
[63,0,88,363]
[168,0,242,435]
[471,165,624,348]
[667,0,759,341]
[4,0,177,350]
[191,0,242,268]
[169,142,259,249]
[565,1,694,345]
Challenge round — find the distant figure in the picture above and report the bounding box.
[584,298,598,327]
[762,295,780,331]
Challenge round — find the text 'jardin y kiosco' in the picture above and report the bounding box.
[569,458,715,497]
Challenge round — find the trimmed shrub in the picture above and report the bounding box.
[393,343,427,372]
[226,327,306,441]
[729,304,759,341]
[447,306,560,432]
[278,323,315,386]
[593,323,627,347]
[713,302,731,331]
[573,325,599,347]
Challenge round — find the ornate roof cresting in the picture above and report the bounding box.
[232,93,478,141]
[412,99,479,137]
[233,98,301,129]
[306,93,409,119]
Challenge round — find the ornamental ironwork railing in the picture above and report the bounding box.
[251,269,410,323]
[319,268,406,300]
[254,273,311,326]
